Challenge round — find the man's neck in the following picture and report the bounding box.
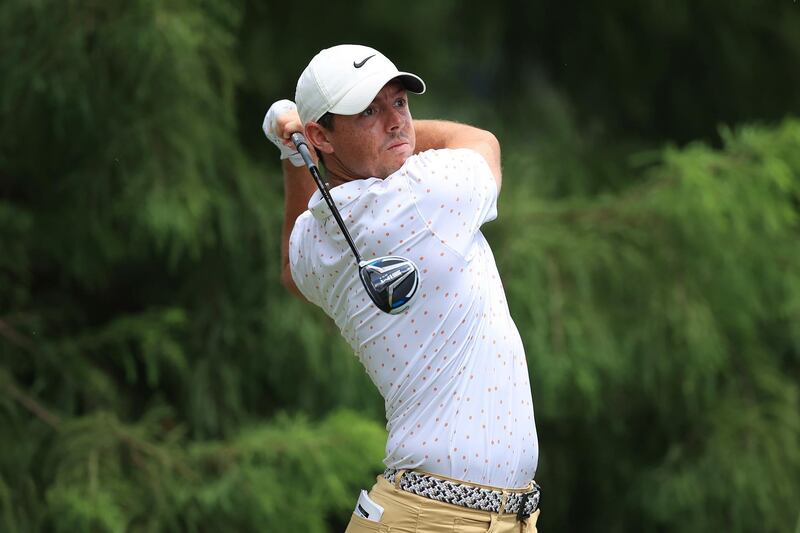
[324,170,349,189]
[320,154,363,188]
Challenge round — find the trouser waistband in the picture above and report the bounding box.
[383,468,540,520]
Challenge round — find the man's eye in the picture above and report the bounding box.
[361,107,375,117]
[395,98,407,107]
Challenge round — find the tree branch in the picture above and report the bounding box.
[0,318,36,353]
[1,378,61,429]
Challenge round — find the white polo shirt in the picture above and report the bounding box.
[289,148,538,488]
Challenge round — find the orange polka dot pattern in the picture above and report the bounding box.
[289,148,539,488]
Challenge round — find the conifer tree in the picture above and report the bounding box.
[1,0,798,531]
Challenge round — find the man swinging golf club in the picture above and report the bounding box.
[263,44,541,532]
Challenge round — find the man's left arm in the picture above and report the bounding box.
[413,119,502,193]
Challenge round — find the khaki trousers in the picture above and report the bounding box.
[344,474,540,533]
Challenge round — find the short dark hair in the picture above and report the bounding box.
[317,112,335,131]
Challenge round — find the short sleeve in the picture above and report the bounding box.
[401,148,498,257]
[288,212,323,307]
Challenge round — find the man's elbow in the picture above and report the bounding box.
[483,129,499,149]
[480,132,502,192]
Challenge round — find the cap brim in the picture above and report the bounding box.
[328,71,426,116]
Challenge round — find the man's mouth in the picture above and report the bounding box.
[386,139,409,151]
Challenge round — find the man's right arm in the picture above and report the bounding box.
[413,120,502,193]
[280,159,316,299]
[263,100,317,299]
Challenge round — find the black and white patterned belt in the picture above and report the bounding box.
[383,468,540,520]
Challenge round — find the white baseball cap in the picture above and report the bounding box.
[295,44,426,125]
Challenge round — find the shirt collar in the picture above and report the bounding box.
[308,178,379,220]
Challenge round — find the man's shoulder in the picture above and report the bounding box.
[396,148,487,180]
[393,148,494,194]
[292,208,314,229]
[406,147,483,165]
[289,209,315,248]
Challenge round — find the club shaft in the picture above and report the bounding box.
[291,133,362,264]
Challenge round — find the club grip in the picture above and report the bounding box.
[291,132,315,169]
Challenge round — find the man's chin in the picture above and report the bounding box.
[385,157,412,178]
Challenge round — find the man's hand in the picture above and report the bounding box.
[263,100,305,166]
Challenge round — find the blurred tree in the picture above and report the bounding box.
[454,0,800,144]
[492,119,800,531]
[236,0,800,193]
[1,0,798,531]
[0,0,385,529]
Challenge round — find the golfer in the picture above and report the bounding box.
[264,44,540,533]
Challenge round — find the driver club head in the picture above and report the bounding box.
[359,256,420,314]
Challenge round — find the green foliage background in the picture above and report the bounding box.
[1,1,799,531]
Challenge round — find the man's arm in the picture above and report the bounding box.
[413,120,502,192]
[280,157,317,298]
[265,101,318,298]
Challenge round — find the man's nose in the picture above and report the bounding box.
[385,106,405,132]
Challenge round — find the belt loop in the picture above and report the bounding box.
[498,490,509,514]
[488,513,500,533]
[394,469,407,490]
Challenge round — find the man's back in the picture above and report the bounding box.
[290,148,538,488]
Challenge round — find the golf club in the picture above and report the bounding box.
[290,132,420,314]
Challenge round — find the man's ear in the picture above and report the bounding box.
[305,122,334,154]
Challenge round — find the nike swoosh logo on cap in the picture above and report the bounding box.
[353,54,376,68]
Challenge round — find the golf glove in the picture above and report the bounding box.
[263,99,304,167]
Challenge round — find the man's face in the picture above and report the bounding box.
[319,81,415,180]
